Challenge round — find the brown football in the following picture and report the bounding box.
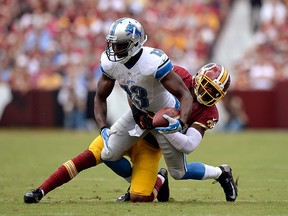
[152,107,180,127]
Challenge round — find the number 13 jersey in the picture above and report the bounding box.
[100,46,179,113]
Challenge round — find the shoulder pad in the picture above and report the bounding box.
[100,52,116,72]
[140,47,170,77]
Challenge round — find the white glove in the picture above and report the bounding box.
[155,114,183,134]
[100,127,116,154]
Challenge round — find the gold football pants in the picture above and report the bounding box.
[88,135,162,196]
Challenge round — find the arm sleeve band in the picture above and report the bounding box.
[164,127,203,154]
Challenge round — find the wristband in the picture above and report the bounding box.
[100,126,108,133]
[179,119,185,128]
[179,119,189,133]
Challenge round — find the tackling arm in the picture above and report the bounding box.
[164,124,206,154]
[94,74,115,129]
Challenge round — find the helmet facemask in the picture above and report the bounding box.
[106,39,136,62]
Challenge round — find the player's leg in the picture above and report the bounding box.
[151,130,238,202]
[24,136,104,203]
[117,133,170,202]
[181,162,238,202]
[101,110,146,180]
[129,139,161,202]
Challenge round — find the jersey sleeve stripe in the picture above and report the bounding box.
[193,122,209,130]
[155,59,173,80]
[100,66,105,73]
[173,95,180,110]
[100,66,115,79]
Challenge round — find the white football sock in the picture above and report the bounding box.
[202,165,222,180]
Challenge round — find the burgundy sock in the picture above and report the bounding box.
[39,150,96,195]
[153,176,163,194]
[148,176,163,201]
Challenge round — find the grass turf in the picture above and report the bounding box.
[0,129,287,215]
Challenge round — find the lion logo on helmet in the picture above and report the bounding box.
[126,23,141,38]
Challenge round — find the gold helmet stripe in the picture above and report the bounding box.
[219,67,229,84]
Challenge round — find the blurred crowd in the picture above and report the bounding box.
[0,0,231,94]
[233,0,288,90]
[3,0,287,130]
[0,0,232,129]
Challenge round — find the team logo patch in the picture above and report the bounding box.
[207,118,217,129]
[126,23,141,37]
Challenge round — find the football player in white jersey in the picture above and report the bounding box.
[94,17,192,181]
[95,18,237,203]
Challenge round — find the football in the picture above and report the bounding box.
[152,107,180,127]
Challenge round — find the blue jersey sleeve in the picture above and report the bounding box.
[155,57,173,80]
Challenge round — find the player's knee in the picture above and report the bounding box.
[168,169,185,180]
[100,149,119,161]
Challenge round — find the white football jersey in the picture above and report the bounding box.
[100,46,179,113]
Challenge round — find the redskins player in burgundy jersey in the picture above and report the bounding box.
[155,63,237,202]
[173,64,220,135]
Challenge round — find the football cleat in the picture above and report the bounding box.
[216,165,238,202]
[157,168,170,202]
[24,188,44,204]
[116,187,130,202]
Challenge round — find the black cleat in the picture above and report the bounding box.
[116,187,130,202]
[216,165,238,202]
[24,188,44,204]
[157,168,170,202]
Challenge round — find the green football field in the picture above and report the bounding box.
[0,129,287,215]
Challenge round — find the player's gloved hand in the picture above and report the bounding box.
[131,104,154,129]
[100,127,116,154]
[155,114,184,134]
[139,112,154,129]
